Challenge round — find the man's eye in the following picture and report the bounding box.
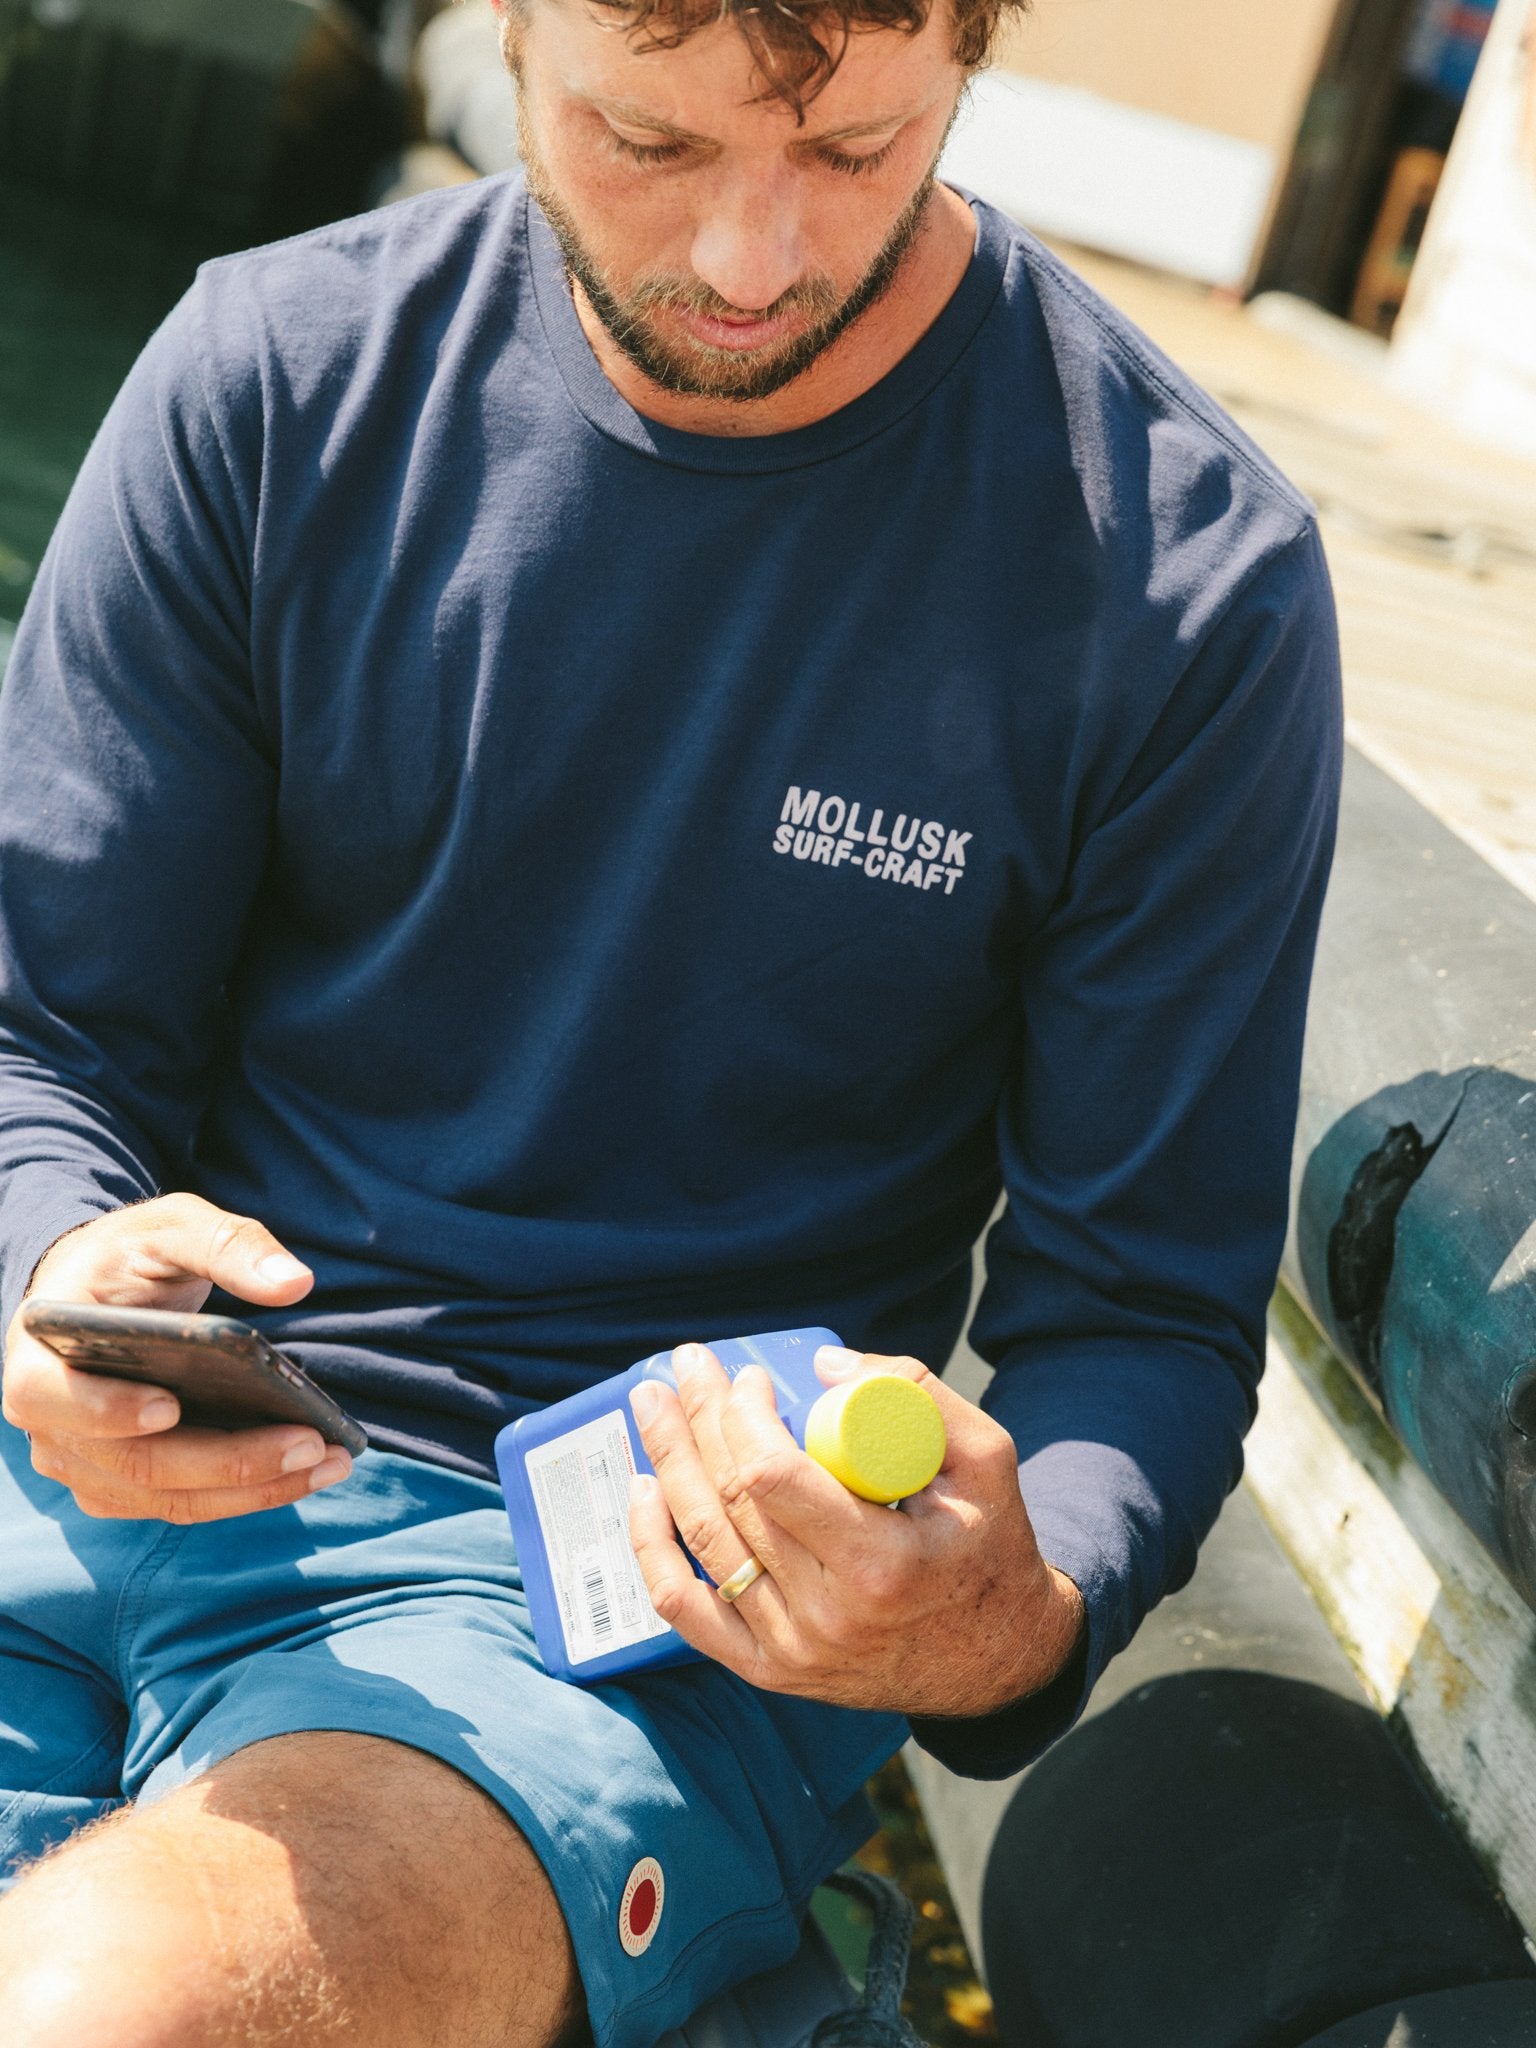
[816,138,899,178]
[609,133,690,166]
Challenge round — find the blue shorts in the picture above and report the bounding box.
[0,1422,906,2048]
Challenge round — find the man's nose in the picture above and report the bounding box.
[689,170,807,312]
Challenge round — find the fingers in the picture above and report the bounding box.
[813,1344,1023,1512]
[666,1346,742,1508]
[2,1197,338,1525]
[631,1341,1057,1715]
[650,1348,876,1593]
[115,1195,314,1307]
[629,1348,904,1596]
[19,1402,353,1520]
[24,1417,351,1522]
[42,1420,339,1493]
[28,1426,353,1523]
[629,1370,801,1607]
[814,1343,953,1429]
[627,1472,769,1669]
[28,1196,313,1314]
[716,1366,897,1565]
[2,1327,182,1440]
[627,1342,1035,1711]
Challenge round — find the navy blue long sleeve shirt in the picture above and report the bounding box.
[0,178,1342,1773]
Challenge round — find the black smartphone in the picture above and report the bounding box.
[19,1301,369,1456]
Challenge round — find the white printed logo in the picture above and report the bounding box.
[619,1856,665,1957]
[772,786,973,896]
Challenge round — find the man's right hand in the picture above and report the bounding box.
[1,1194,353,1523]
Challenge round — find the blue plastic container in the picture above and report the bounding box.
[496,1327,840,1684]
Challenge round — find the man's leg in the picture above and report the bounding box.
[0,1731,581,2048]
[0,1446,906,2048]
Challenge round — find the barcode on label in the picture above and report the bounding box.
[584,1565,612,1639]
[524,1409,673,1666]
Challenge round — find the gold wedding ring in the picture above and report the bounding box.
[716,1554,766,1604]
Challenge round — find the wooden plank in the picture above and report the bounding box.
[1251,1291,1536,1933]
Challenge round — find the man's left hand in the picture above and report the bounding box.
[627,1344,1085,1718]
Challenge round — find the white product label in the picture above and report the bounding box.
[524,1411,673,1667]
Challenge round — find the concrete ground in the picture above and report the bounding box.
[1050,243,1536,901]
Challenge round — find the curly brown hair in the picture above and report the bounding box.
[518,0,1031,119]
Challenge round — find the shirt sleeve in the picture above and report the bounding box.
[0,280,272,1337]
[909,519,1343,1780]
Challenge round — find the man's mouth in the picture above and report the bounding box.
[671,305,807,354]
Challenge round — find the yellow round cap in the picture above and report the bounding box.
[803,1375,946,1504]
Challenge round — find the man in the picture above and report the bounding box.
[0,0,1342,2036]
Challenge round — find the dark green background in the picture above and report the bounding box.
[0,174,224,674]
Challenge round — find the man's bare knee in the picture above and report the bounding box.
[0,1731,582,2048]
[0,1801,324,2048]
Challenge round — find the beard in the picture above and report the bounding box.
[517,98,941,404]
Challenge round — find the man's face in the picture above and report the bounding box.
[503,0,967,402]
